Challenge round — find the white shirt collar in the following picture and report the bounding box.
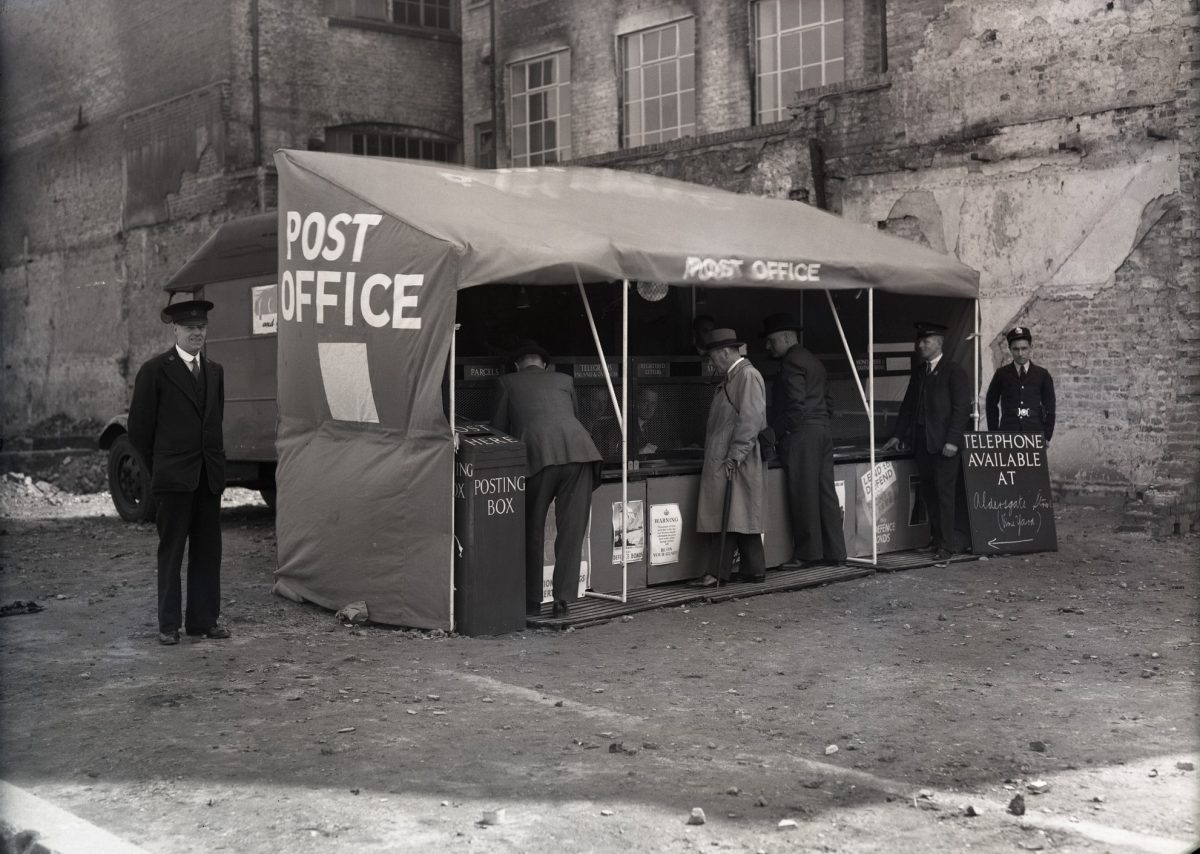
[726,356,746,375]
[175,345,200,364]
[926,353,943,371]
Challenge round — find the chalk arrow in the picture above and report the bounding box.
[988,537,1034,549]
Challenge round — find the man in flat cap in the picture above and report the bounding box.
[689,329,768,587]
[763,312,846,568]
[128,299,229,645]
[986,326,1056,441]
[492,340,602,617]
[881,322,971,561]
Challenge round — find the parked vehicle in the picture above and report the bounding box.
[100,215,280,521]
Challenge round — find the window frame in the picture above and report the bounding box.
[753,0,845,125]
[324,124,460,163]
[619,17,697,149]
[508,51,572,167]
[328,0,458,35]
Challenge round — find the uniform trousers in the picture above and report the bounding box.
[781,425,847,563]
[156,473,222,634]
[913,441,967,552]
[525,462,594,608]
[713,533,766,581]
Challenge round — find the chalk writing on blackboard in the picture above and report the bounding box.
[961,432,1057,554]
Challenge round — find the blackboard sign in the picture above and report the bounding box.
[960,432,1057,554]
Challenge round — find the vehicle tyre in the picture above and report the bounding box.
[108,434,157,522]
[260,487,277,510]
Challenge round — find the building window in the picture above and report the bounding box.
[325,124,458,162]
[754,0,844,123]
[329,0,454,31]
[621,18,695,148]
[509,52,571,166]
[474,121,496,169]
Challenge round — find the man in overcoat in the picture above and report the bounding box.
[491,340,602,617]
[689,329,768,587]
[128,299,228,645]
[881,322,971,561]
[763,312,846,568]
[985,326,1056,441]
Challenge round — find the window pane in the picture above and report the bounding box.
[680,54,694,90]
[782,0,801,30]
[625,34,640,67]
[544,120,556,150]
[662,95,679,130]
[661,62,677,94]
[678,17,694,50]
[826,0,844,21]
[759,78,778,117]
[800,0,821,25]
[801,28,822,63]
[546,87,558,118]
[530,92,544,121]
[825,58,844,84]
[559,84,571,116]
[759,37,778,73]
[513,96,527,125]
[512,67,526,95]
[781,32,801,69]
[644,130,660,145]
[660,25,676,58]
[645,99,660,132]
[352,134,364,155]
[407,138,421,158]
[626,69,641,101]
[680,91,695,127]
[513,126,527,156]
[825,21,844,61]
[529,62,543,88]
[366,135,379,156]
[757,0,778,36]
[530,123,544,153]
[781,68,803,100]
[626,102,641,138]
[543,150,557,164]
[802,66,822,90]
[558,55,570,82]
[643,30,659,62]
[542,58,555,85]
[530,152,543,166]
[559,116,571,152]
[644,65,660,98]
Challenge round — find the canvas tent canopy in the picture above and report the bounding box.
[261,150,979,630]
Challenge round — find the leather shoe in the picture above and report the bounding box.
[157,631,180,645]
[201,625,232,639]
[730,572,766,584]
[552,600,570,617]
[933,548,954,562]
[687,574,720,588]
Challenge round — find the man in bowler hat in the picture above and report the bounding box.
[881,322,971,561]
[491,340,602,617]
[128,299,229,644]
[689,329,768,587]
[763,313,846,568]
[986,326,1056,441]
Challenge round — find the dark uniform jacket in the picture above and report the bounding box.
[769,343,832,437]
[985,362,1055,440]
[128,348,226,494]
[892,356,971,453]
[491,366,602,477]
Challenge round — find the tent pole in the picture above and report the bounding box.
[449,322,459,632]
[869,288,877,566]
[823,290,874,568]
[973,298,981,430]
[573,268,625,604]
[621,279,629,603]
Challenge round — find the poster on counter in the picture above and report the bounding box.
[611,500,645,564]
[541,503,591,603]
[649,503,683,565]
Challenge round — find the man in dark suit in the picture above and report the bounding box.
[128,300,228,645]
[491,340,602,617]
[881,322,971,561]
[986,326,1056,441]
[763,312,846,568]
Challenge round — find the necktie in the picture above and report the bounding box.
[925,362,932,375]
[1019,365,1025,378]
[191,357,201,383]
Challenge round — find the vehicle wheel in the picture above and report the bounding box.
[107,434,157,522]
[260,487,277,510]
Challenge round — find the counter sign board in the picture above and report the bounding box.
[960,432,1057,554]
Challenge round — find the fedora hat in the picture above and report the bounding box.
[703,328,744,352]
[510,338,551,363]
[761,312,802,337]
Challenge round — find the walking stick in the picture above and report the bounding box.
[713,466,734,584]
